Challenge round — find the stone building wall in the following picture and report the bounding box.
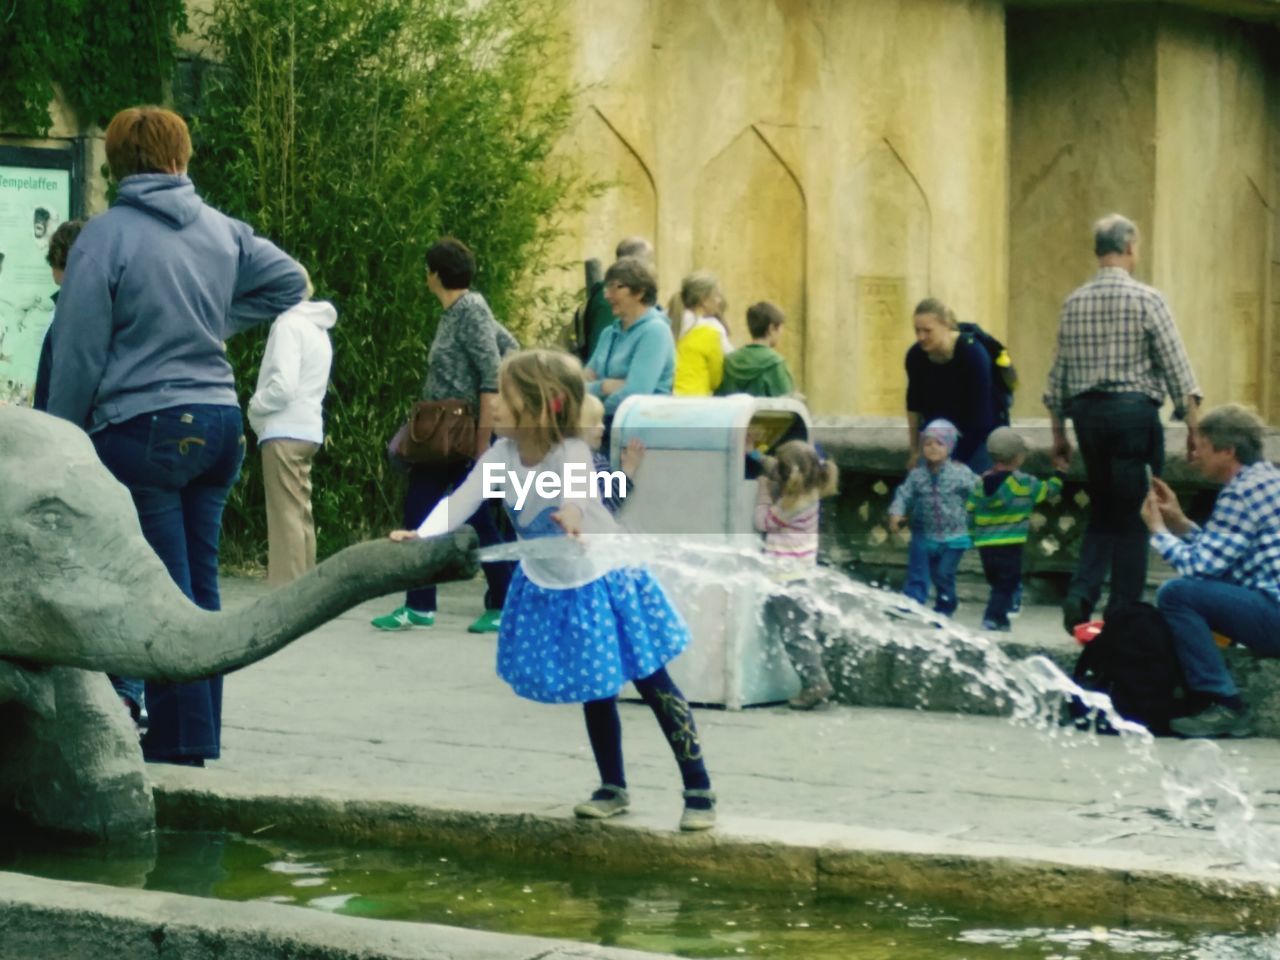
[554,0,1010,417]
[1006,3,1277,420]
[1005,8,1158,419]
[8,0,1278,423]
[1152,7,1274,419]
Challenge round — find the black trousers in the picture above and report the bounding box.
[403,460,514,612]
[582,668,710,792]
[980,544,1023,627]
[1066,392,1164,615]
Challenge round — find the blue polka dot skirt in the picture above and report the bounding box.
[497,566,691,704]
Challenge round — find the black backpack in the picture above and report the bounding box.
[1068,602,1184,736]
[958,322,1016,426]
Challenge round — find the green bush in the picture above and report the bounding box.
[0,0,186,134]
[189,0,588,564]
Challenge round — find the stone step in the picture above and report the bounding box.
[819,605,1280,738]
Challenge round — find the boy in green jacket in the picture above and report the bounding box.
[719,301,795,397]
[966,427,1067,631]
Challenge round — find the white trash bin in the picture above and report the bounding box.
[610,394,812,708]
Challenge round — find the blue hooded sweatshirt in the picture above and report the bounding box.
[584,306,675,416]
[47,174,306,432]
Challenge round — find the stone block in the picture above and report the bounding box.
[818,618,1280,739]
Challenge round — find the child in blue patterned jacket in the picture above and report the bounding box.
[888,419,978,615]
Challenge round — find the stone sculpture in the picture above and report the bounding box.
[0,407,477,841]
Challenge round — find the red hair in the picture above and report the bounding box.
[104,106,193,180]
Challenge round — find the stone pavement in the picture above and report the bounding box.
[158,574,1280,888]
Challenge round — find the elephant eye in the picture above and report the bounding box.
[25,497,84,531]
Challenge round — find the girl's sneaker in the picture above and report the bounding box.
[371,606,435,631]
[574,785,630,819]
[679,789,716,831]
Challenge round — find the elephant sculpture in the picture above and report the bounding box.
[0,407,478,841]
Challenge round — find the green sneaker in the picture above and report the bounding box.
[371,606,435,631]
[467,609,502,634]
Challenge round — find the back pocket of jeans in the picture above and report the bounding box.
[147,410,210,476]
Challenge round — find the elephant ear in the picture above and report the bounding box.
[0,659,57,720]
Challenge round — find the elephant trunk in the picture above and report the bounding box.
[149,531,480,682]
[8,532,478,681]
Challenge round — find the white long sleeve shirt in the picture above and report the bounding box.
[248,300,337,444]
[416,437,621,589]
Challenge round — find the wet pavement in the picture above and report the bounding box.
[155,574,1280,884]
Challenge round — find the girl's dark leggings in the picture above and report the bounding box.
[582,667,710,792]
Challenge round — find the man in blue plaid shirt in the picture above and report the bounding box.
[1143,405,1280,738]
[1045,214,1201,633]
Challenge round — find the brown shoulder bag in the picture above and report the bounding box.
[394,397,476,465]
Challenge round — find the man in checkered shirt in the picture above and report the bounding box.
[1142,405,1280,738]
[1045,214,1201,634]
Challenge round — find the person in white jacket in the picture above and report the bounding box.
[248,274,337,586]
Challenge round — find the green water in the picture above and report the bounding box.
[2,830,1277,959]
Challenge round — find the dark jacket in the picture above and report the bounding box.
[905,337,997,466]
[32,291,56,412]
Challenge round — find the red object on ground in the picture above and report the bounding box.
[1073,620,1105,645]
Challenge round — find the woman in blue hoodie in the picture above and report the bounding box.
[584,257,675,423]
[47,106,307,767]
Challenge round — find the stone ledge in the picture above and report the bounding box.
[822,621,1280,737]
[144,772,1280,930]
[811,415,1280,485]
[0,870,667,960]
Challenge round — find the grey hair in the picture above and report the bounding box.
[679,271,720,311]
[615,236,654,263]
[1093,214,1139,257]
[1198,404,1264,466]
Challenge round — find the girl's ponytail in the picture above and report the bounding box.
[773,440,839,502]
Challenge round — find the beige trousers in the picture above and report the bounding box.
[261,438,321,587]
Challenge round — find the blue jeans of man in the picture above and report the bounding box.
[903,536,965,615]
[93,404,245,763]
[1156,578,1280,700]
[403,460,514,612]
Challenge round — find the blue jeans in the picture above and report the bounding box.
[1156,578,1280,699]
[903,536,965,615]
[93,404,246,762]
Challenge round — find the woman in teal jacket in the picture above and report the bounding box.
[585,257,675,419]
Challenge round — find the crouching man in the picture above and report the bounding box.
[1142,404,1280,738]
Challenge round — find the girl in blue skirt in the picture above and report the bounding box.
[391,348,715,831]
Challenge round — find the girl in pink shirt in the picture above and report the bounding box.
[755,441,840,709]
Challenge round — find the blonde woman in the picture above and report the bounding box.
[904,297,997,471]
[672,271,732,396]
